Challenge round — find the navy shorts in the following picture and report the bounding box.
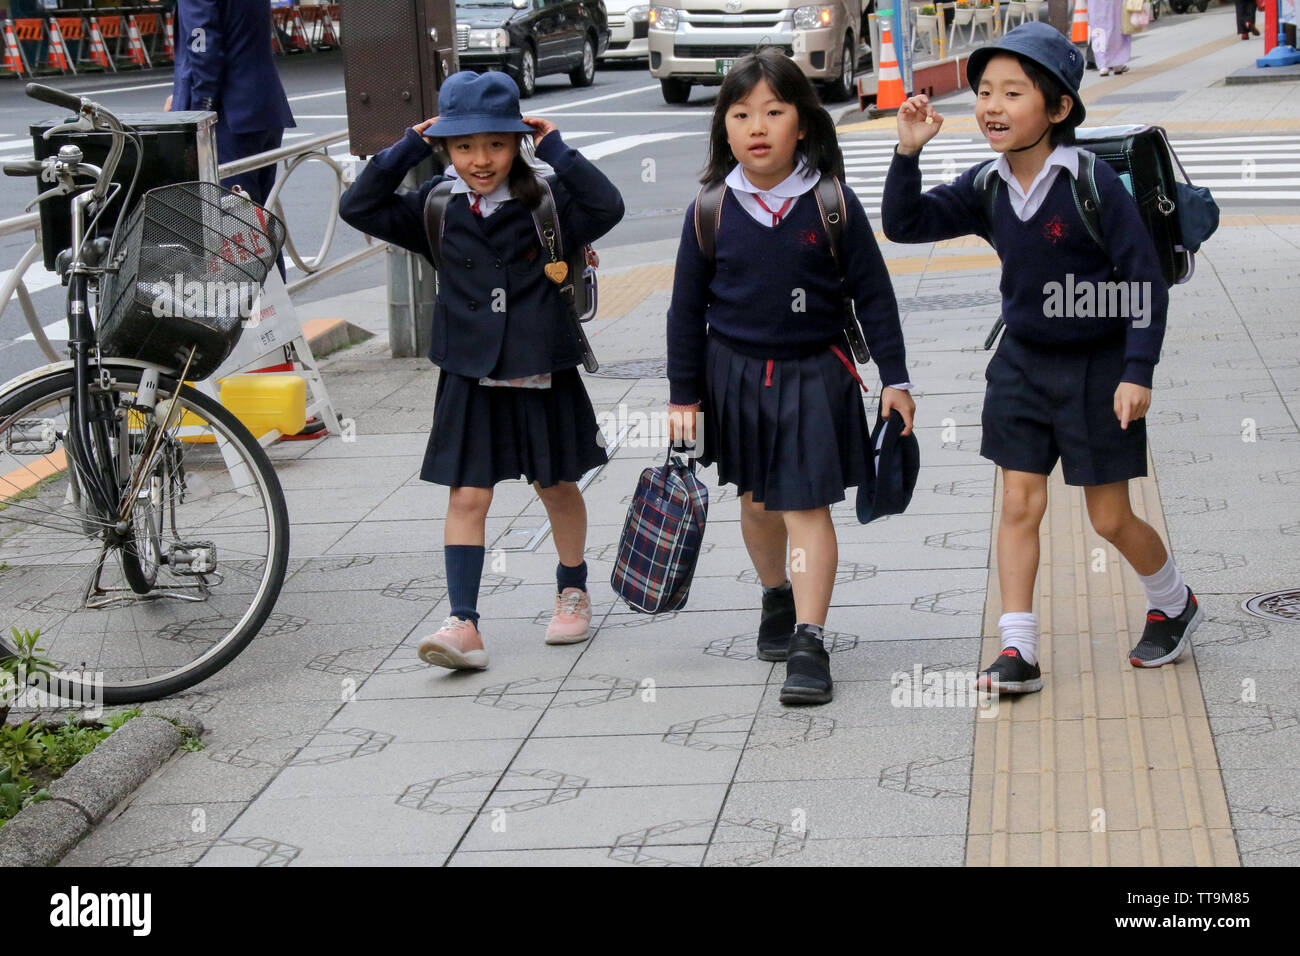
[980,331,1147,487]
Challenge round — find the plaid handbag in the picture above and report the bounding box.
[610,451,709,614]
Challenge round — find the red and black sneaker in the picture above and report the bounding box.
[976,647,1043,695]
[1129,586,1202,668]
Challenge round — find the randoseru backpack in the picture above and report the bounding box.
[694,176,871,364]
[974,124,1220,348]
[424,175,600,371]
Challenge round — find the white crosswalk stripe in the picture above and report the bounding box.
[837,132,1300,216]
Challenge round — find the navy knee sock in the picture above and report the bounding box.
[556,560,588,594]
[445,545,485,624]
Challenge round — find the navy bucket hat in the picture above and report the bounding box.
[855,407,921,525]
[424,71,532,138]
[966,21,1087,128]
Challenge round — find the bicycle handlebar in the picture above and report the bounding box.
[25,82,84,114]
[3,160,44,177]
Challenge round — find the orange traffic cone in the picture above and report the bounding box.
[88,20,114,71]
[163,12,175,61]
[1,20,27,76]
[1070,1,1089,43]
[125,15,151,67]
[876,19,905,110]
[45,18,75,74]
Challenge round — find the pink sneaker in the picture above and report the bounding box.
[545,588,592,645]
[418,617,489,670]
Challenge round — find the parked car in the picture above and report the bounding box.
[601,0,652,60]
[648,0,869,104]
[454,0,612,97]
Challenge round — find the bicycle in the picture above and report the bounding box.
[0,83,290,705]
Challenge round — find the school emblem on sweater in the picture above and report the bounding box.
[797,228,821,247]
[1043,215,1068,244]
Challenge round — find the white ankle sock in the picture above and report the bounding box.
[999,612,1039,667]
[1139,557,1187,616]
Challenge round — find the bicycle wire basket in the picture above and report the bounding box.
[97,181,287,380]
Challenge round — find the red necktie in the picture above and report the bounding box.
[754,194,793,225]
[469,193,483,216]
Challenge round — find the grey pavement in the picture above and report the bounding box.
[56,13,1300,866]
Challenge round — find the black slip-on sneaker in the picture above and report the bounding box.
[976,647,1043,695]
[757,584,796,662]
[779,626,832,705]
[1129,586,1201,668]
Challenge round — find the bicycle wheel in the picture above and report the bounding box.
[0,364,289,703]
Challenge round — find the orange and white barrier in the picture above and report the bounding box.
[1070,1,1089,44]
[2,19,28,77]
[125,15,151,68]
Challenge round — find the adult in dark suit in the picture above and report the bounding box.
[169,0,296,206]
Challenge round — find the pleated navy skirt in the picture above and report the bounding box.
[700,335,873,511]
[421,367,608,488]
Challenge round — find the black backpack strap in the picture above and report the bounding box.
[972,159,1000,252]
[1071,150,1105,251]
[533,174,599,373]
[421,179,455,273]
[813,175,848,265]
[694,181,727,260]
[812,175,870,365]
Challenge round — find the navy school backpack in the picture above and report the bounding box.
[974,124,1220,348]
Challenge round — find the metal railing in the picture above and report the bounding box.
[1,127,383,363]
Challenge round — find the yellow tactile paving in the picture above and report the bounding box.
[967,461,1239,866]
[596,252,1001,318]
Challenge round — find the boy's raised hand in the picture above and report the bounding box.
[897,94,943,156]
[522,117,558,147]
[414,118,437,145]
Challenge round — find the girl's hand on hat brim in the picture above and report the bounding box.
[414,118,437,145]
[522,117,558,147]
[881,386,916,437]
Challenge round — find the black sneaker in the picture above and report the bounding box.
[757,584,796,661]
[779,626,832,705]
[1129,586,1202,668]
[976,647,1043,694]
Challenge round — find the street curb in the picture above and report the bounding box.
[303,317,375,358]
[0,707,204,867]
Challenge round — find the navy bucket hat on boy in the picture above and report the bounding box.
[966,21,1086,127]
[855,408,921,525]
[423,71,533,138]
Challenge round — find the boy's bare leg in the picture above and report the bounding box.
[533,480,587,568]
[1082,481,1169,576]
[998,469,1050,613]
[741,492,789,588]
[783,506,837,628]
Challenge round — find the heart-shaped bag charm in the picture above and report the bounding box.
[543,261,568,284]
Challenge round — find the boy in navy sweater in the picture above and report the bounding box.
[881,23,1201,694]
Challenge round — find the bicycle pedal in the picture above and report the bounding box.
[166,542,217,575]
[4,419,59,455]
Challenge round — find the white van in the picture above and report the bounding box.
[647,0,870,104]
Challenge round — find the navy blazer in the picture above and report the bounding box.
[339,129,625,379]
[171,0,295,134]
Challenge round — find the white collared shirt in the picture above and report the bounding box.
[723,160,913,392]
[445,165,514,217]
[725,159,821,225]
[993,144,1080,222]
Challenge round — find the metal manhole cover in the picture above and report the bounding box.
[588,358,667,379]
[1243,590,1300,623]
[896,292,1001,312]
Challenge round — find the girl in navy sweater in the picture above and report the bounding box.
[340,71,624,671]
[667,49,915,706]
[882,23,1201,694]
